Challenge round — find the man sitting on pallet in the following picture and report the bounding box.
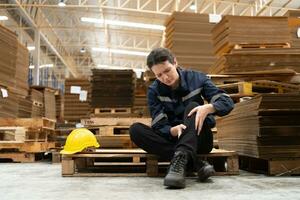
[130,48,234,189]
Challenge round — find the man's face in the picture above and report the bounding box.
[151,60,179,88]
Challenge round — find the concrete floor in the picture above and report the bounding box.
[0,162,299,200]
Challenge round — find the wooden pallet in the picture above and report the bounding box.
[81,117,151,127]
[61,148,239,177]
[0,141,56,153]
[94,108,131,115]
[239,156,300,176]
[0,118,56,130]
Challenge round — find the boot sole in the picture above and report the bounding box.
[164,179,185,188]
[198,167,215,182]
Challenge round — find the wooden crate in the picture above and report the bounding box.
[239,156,300,176]
[61,148,239,177]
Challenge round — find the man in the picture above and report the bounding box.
[129,48,234,189]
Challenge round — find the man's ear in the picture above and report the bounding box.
[174,58,178,67]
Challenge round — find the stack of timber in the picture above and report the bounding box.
[164,12,216,73]
[0,118,56,162]
[14,43,29,97]
[81,117,152,148]
[17,97,32,118]
[91,69,135,112]
[217,94,300,175]
[211,16,291,56]
[64,78,91,122]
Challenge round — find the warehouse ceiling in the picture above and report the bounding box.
[0,0,300,79]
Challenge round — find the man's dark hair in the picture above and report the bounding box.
[146,48,175,69]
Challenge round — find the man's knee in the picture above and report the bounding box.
[129,122,143,141]
[185,102,199,113]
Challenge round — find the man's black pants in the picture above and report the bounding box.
[129,102,213,170]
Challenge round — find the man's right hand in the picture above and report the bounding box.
[170,124,186,138]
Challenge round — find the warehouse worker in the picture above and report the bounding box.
[129,48,234,189]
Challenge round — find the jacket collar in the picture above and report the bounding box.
[157,67,187,95]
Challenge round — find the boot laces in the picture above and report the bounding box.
[170,153,186,173]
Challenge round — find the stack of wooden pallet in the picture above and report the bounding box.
[211,16,291,56]
[217,93,300,175]
[164,12,216,73]
[64,78,91,122]
[0,118,56,162]
[132,78,149,117]
[91,69,135,111]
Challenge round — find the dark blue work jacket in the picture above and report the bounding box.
[147,68,234,139]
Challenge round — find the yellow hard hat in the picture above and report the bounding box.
[60,128,100,154]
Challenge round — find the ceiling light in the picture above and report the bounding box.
[190,3,196,10]
[80,17,165,31]
[58,0,66,7]
[29,65,35,69]
[92,47,148,56]
[27,46,35,51]
[80,47,86,53]
[96,64,146,72]
[0,16,8,21]
[39,64,54,68]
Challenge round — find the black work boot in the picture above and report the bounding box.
[197,160,215,182]
[164,151,188,189]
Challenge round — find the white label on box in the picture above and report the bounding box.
[297,27,300,38]
[70,86,81,94]
[79,90,88,101]
[209,14,222,23]
[1,88,8,98]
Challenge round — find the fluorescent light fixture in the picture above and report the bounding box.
[190,3,196,10]
[92,47,148,56]
[39,64,54,68]
[0,16,8,21]
[58,0,66,7]
[80,17,165,31]
[96,64,146,72]
[29,65,35,69]
[27,46,35,51]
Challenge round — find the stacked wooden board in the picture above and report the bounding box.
[211,16,291,56]
[164,12,216,73]
[217,93,300,159]
[55,91,64,122]
[64,78,91,122]
[285,10,300,49]
[91,69,135,108]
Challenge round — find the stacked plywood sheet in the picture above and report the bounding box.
[0,24,17,91]
[29,88,44,117]
[91,69,135,108]
[64,78,91,122]
[17,97,32,118]
[285,10,300,49]
[217,93,300,159]
[210,50,300,74]
[14,43,29,97]
[211,16,291,56]
[0,87,18,118]
[164,12,216,73]
[55,91,64,122]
